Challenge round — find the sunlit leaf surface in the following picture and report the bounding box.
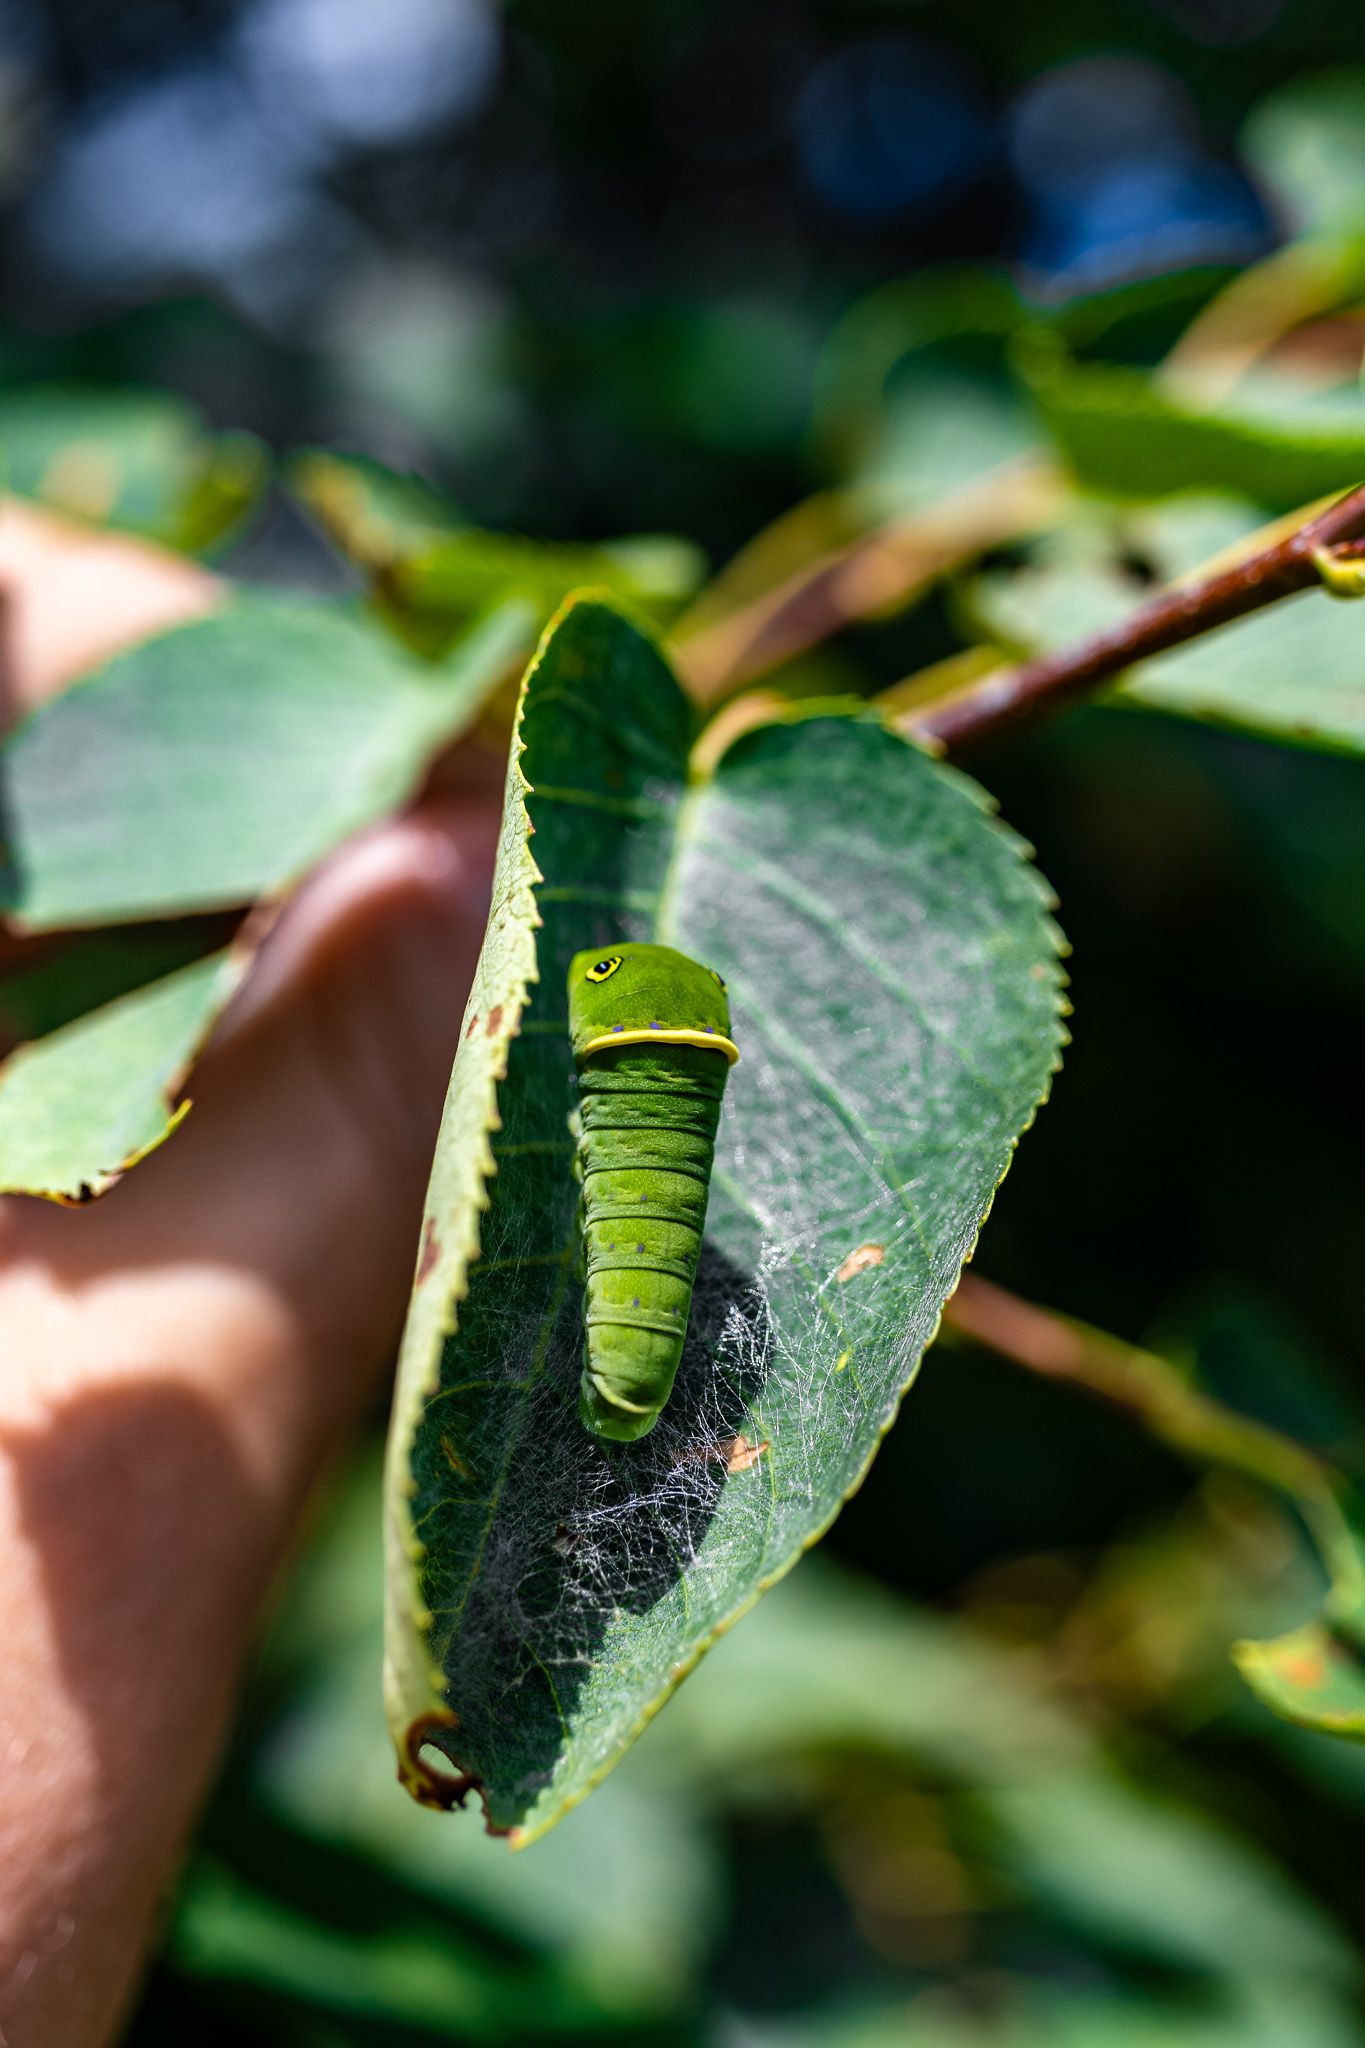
[964,495,1365,757]
[384,597,1066,1839]
[0,591,529,931]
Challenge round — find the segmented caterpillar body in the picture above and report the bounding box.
[567,943,738,1441]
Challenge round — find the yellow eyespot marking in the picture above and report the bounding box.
[710,969,727,990]
[586,956,623,983]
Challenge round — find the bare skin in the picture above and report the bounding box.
[0,503,501,2047]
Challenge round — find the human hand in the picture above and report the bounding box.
[0,504,498,2047]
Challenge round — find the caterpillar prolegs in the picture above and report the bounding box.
[567,942,739,1441]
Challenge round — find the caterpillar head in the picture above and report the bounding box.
[567,941,737,1064]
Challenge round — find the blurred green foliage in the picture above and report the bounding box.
[0,385,266,554]
[127,1447,1365,2045]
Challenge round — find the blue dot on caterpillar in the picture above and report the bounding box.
[567,941,738,1441]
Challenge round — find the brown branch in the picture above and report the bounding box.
[915,480,1365,753]
[942,1274,1362,1602]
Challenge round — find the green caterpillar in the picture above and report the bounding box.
[567,942,739,1442]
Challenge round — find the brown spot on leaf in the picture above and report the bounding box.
[1279,1651,1327,1690]
[723,1433,769,1473]
[672,1433,770,1473]
[486,1005,504,1037]
[465,1012,480,1039]
[417,1217,441,1283]
[836,1243,885,1283]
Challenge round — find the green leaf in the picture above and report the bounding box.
[0,925,224,1042]
[0,594,529,1197]
[286,448,459,568]
[846,367,1037,524]
[0,384,267,554]
[962,495,1365,758]
[0,591,531,931]
[1232,1488,1365,1745]
[1241,72,1365,243]
[963,496,1254,653]
[1124,572,1365,761]
[383,595,1066,1841]
[1235,1622,1365,1740]
[1017,332,1365,511]
[393,527,705,631]
[644,1552,1083,1785]
[289,449,705,644]
[736,1986,1365,2048]
[0,947,243,1200]
[812,265,1027,487]
[170,1851,606,2041]
[986,1773,1354,1984]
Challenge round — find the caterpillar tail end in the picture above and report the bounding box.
[579,1374,661,1443]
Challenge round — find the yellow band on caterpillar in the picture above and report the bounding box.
[577,1026,740,1065]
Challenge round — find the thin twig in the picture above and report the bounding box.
[915,480,1365,753]
[942,1273,1363,1607]
[673,458,1065,704]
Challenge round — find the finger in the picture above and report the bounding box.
[0,500,220,719]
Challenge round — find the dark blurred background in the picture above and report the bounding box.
[0,0,1322,550]
[9,3,1365,2043]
